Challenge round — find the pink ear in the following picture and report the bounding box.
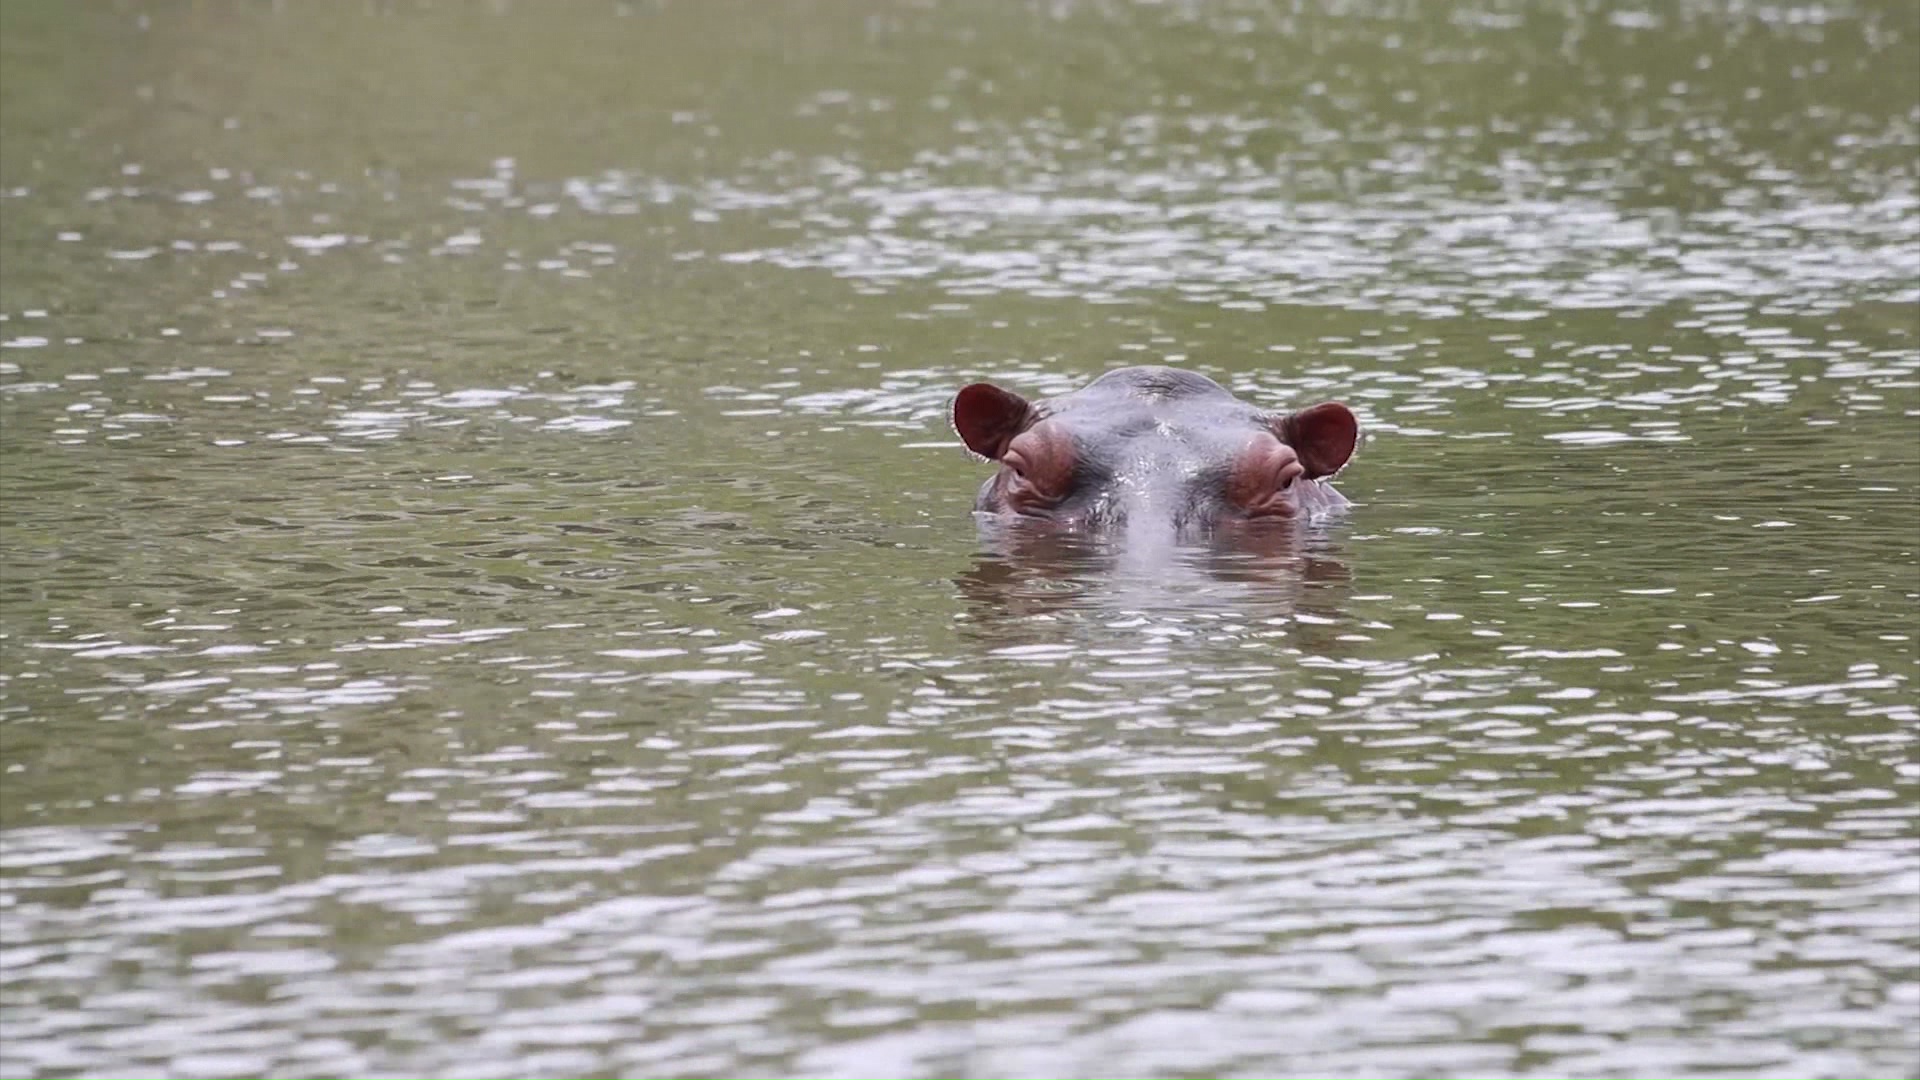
[1279,402,1358,478]
[952,383,1034,461]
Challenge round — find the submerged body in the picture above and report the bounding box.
[952,366,1358,536]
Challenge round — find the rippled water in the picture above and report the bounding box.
[2,2,1916,1077]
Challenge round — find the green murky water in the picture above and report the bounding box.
[2,2,1916,1076]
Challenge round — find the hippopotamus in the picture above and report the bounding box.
[951,366,1358,533]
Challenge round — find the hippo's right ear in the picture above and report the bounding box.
[1277,401,1359,478]
[951,382,1035,461]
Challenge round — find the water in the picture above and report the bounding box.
[1,2,1916,1076]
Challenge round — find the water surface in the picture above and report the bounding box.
[1,2,1916,1077]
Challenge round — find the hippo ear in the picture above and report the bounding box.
[951,382,1035,461]
[1277,402,1358,478]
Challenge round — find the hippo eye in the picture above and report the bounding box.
[1226,432,1307,518]
[1000,426,1075,505]
[1276,458,1304,493]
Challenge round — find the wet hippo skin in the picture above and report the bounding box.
[952,366,1358,535]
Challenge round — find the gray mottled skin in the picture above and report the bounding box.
[964,366,1351,535]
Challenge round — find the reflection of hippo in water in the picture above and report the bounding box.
[952,366,1358,535]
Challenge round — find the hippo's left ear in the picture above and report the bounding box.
[952,382,1035,461]
[1277,402,1358,478]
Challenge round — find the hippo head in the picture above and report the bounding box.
[952,366,1358,533]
